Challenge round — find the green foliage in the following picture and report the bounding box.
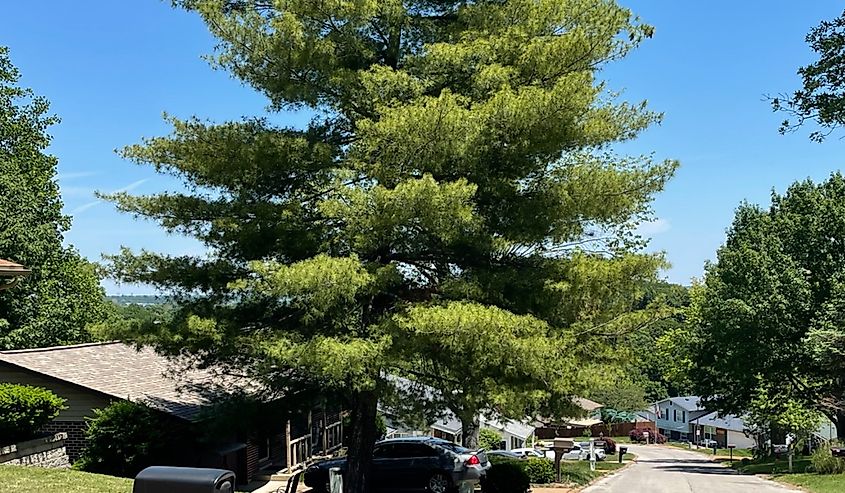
[0,384,65,444]
[599,408,638,424]
[810,445,845,475]
[773,10,845,141]
[104,0,676,488]
[691,174,845,438]
[75,401,191,478]
[481,460,530,493]
[0,47,108,349]
[478,428,502,451]
[522,457,555,483]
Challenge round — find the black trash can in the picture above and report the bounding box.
[133,466,236,493]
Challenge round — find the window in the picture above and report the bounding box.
[374,444,398,458]
[258,437,271,462]
[682,411,686,422]
[395,443,437,458]
[673,410,677,422]
[511,437,524,450]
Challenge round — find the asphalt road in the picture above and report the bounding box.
[583,444,796,493]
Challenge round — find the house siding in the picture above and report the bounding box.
[0,365,112,420]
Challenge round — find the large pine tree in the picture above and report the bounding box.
[0,47,107,349]
[107,2,676,491]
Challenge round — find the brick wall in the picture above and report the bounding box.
[41,421,88,463]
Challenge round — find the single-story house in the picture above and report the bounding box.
[386,412,535,451]
[0,342,343,483]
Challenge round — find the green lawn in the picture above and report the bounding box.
[776,473,845,493]
[608,436,632,444]
[555,453,636,486]
[666,442,753,458]
[0,465,133,493]
[729,455,845,493]
[731,455,812,475]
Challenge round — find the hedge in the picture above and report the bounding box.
[0,383,65,444]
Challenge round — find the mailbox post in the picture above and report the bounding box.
[643,431,650,445]
[727,444,736,464]
[618,446,628,464]
[552,438,574,483]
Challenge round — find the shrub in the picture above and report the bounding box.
[522,457,555,483]
[602,437,617,454]
[628,428,664,444]
[810,445,845,474]
[481,461,530,493]
[75,401,193,478]
[479,428,502,450]
[0,384,65,444]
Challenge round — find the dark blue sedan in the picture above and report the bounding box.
[303,436,490,493]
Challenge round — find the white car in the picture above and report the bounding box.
[562,444,607,461]
[509,447,546,459]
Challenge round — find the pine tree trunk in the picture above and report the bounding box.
[460,414,480,449]
[345,390,379,493]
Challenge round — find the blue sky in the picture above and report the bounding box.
[3,1,844,294]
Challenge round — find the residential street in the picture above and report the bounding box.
[583,445,796,493]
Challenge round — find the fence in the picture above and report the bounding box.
[536,421,655,439]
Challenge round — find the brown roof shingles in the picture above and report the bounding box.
[0,342,242,421]
[0,259,29,277]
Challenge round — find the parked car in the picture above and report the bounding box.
[699,439,718,448]
[486,449,522,460]
[303,436,490,493]
[509,447,547,459]
[561,444,606,461]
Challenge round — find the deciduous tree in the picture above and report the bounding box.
[0,47,108,349]
[692,173,845,440]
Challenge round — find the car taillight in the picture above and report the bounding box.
[465,455,481,466]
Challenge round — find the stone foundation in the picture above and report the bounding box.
[0,433,70,468]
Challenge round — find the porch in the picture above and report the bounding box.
[256,409,345,482]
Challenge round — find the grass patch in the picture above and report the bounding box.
[666,442,754,459]
[775,473,845,493]
[731,455,812,475]
[554,453,636,486]
[608,436,631,444]
[0,465,133,493]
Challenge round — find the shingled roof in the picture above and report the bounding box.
[0,259,29,277]
[0,342,250,421]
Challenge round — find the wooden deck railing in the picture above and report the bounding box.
[286,434,312,473]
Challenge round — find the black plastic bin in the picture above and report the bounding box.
[133,466,236,493]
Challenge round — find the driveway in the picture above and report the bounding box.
[582,444,796,493]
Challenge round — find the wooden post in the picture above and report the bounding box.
[285,419,292,473]
[323,405,329,453]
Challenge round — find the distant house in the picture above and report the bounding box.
[0,342,343,483]
[652,396,710,441]
[385,412,535,451]
[689,412,754,448]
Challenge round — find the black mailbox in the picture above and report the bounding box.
[619,446,628,454]
[133,466,235,493]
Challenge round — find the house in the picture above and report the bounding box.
[385,412,535,450]
[652,396,710,441]
[534,397,604,440]
[0,342,343,483]
[690,412,754,448]
[0,258,29,291]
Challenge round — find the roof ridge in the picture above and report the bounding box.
[0,340,124,354]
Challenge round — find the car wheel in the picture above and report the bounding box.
[426,472,452,493]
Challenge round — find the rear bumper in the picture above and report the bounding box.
[452,464,490,485]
